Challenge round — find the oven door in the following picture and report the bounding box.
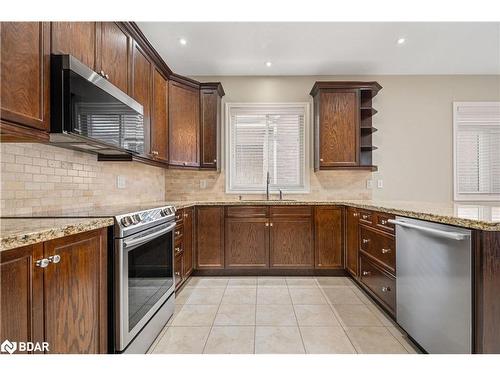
[115,221,175,351]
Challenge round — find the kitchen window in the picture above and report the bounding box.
[453,102,500,201]
[226,103,309,193]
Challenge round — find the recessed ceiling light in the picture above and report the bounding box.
[397,37,406,45]
[265,61,272,67]
[179,38,187,46]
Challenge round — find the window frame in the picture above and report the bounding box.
[225,102,310,195]
[453,101,500,201]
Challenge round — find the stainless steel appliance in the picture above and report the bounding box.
[389,216,472,354]
[113,205,177,353]
[50,54,145,157]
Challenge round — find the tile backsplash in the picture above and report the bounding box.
[0,143,166,216]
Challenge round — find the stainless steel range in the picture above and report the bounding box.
[112,205,176,353]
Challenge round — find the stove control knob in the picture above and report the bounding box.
[121,216,133,227]
[162,208,171,216]
[132,214,142,224]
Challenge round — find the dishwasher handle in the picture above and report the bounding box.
[388,219,470,241]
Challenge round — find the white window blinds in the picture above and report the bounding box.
[227,104,308,193]
[454,102,500,201]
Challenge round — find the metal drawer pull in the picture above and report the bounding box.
[388,219,470,241]
[362,215,369,219]
[175,231,181,236]
[353,213,359,217]
[48,255,61,264]
[381,286,391,292]
[175,271,181,276]
[270,222,273,227]
[381,219,388,225]
[35,258,50,268]
[362,271,371,276]
[175,247,182,253]
[381,248,391,254]
[362,238,370,244]
[265,222,269,227]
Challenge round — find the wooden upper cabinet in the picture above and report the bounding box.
[199,83,224,169]
[151,68,168,162]
[51,22,97,69]
[99,22,131,94]
[131,42,152,155]
[169,81,200,167]
[345,207,360,276]
[195,206,224,269]
[310,81,382,171]
[0,22,50,136]
[43,229,107,354]
[1,244,44,353]
[314,206,344,269]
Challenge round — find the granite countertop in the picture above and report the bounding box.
[0,217,114,252]
[1,199,499,252]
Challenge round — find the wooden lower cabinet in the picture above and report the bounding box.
[0,228,108,354]
[345,207,360,276]
[225,217,269,268]
[182,207,194,277]
[359,254,396,316]
[195,206,224,269]
[314,206,343,269]
[174,253,183,289]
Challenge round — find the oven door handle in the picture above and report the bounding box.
[123,222,176,249]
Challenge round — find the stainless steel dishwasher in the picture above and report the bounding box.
[388,216,472,354]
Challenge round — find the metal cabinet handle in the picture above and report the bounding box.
[388,219,470,241]
[175,271,181,277]
[105,74,109,79]
[362,215,369,219]
[100,70,105,76]
[270,222,273,227]
[175,247,181,253]
[362,238,370,244]
[381,219,388,225]
[213,159,217,163]
[353,213,359,217]
[35,258,50,268]
[382,286,391,292]
[265,222,269,227]
[362,271,371,276]
[175,231,181,236]
[319,158,324,162]
[151,151,159,156]
[381,248,391,254]
[48,255,61,264]
[184,213,188,218]
[183,162,187,166]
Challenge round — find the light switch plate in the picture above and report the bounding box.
[117,175,126,189]
[377,179,384,188]
[200,180,208,189]
[366,179,373,189]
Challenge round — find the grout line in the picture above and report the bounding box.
[288,279,307,354]
[200,279,228,354]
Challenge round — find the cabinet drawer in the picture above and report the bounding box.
[374,212,395,234]
[359,225,395,274]
[358,210,374,225]
[174,241,184,257]
[174,224,183,243]
[226,206,267,218]
[174,253,183,288]
[270,206,312,217]
[175,210,183,224]
[359,255,396,315]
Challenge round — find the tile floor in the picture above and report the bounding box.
[149,276,420,354]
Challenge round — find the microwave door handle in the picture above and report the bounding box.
[123,222,176,249]
[387,219,470,241]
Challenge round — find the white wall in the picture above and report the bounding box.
[193,75,500,202]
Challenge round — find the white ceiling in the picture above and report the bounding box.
[137,22,500,76]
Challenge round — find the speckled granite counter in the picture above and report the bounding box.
[0,217,114,252]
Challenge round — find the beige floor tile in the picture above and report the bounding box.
[258,277,287,287]
[350,285,374,305]
[387,326,420,354]
[255,326,305,354]
[316,277,351,287]
[221,288,257,304]
[171,304,218,326]
[300,326,356,354]
[322,286,364,305]
[289,288,327,305]
[333,304,383,327]
[152,326,211,354]
[147,325,169,353]
[256,304,297,326]
[214,304,256,325]
[183,277,201,287]
[227,277,257,287]
[204,326,255,354]
[257,287,292,305]
[185,287,225,305]
[365,303,396,327]
[293,304,340,326]
[175,287,195,305]
[166,304,184,326]
[286,277,318,288]
[345,327,408,354]
[195,278,229,288]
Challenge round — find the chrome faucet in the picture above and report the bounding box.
[266,171,270,200]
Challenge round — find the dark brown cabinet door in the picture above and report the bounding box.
[51,22,97,69]
[270,217,313,268]
[314,206,344,269]
[43,229,107,354]
[169,81,200,167]
[151,67,168,162]
[1,244,44,353]
[200,88,220,169]
[196,206,224,269]
[225,218,269,268]
[319,90,359,167]
[131,42,152,155]
[1,22,50,132]
[346,207,359,276]
[183,207,194,277]
[99,22,130,94]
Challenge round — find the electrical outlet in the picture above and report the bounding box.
[200,180,208,189]
[377,179,384,188]
[366,179,373,189]
[117,175,126,189]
